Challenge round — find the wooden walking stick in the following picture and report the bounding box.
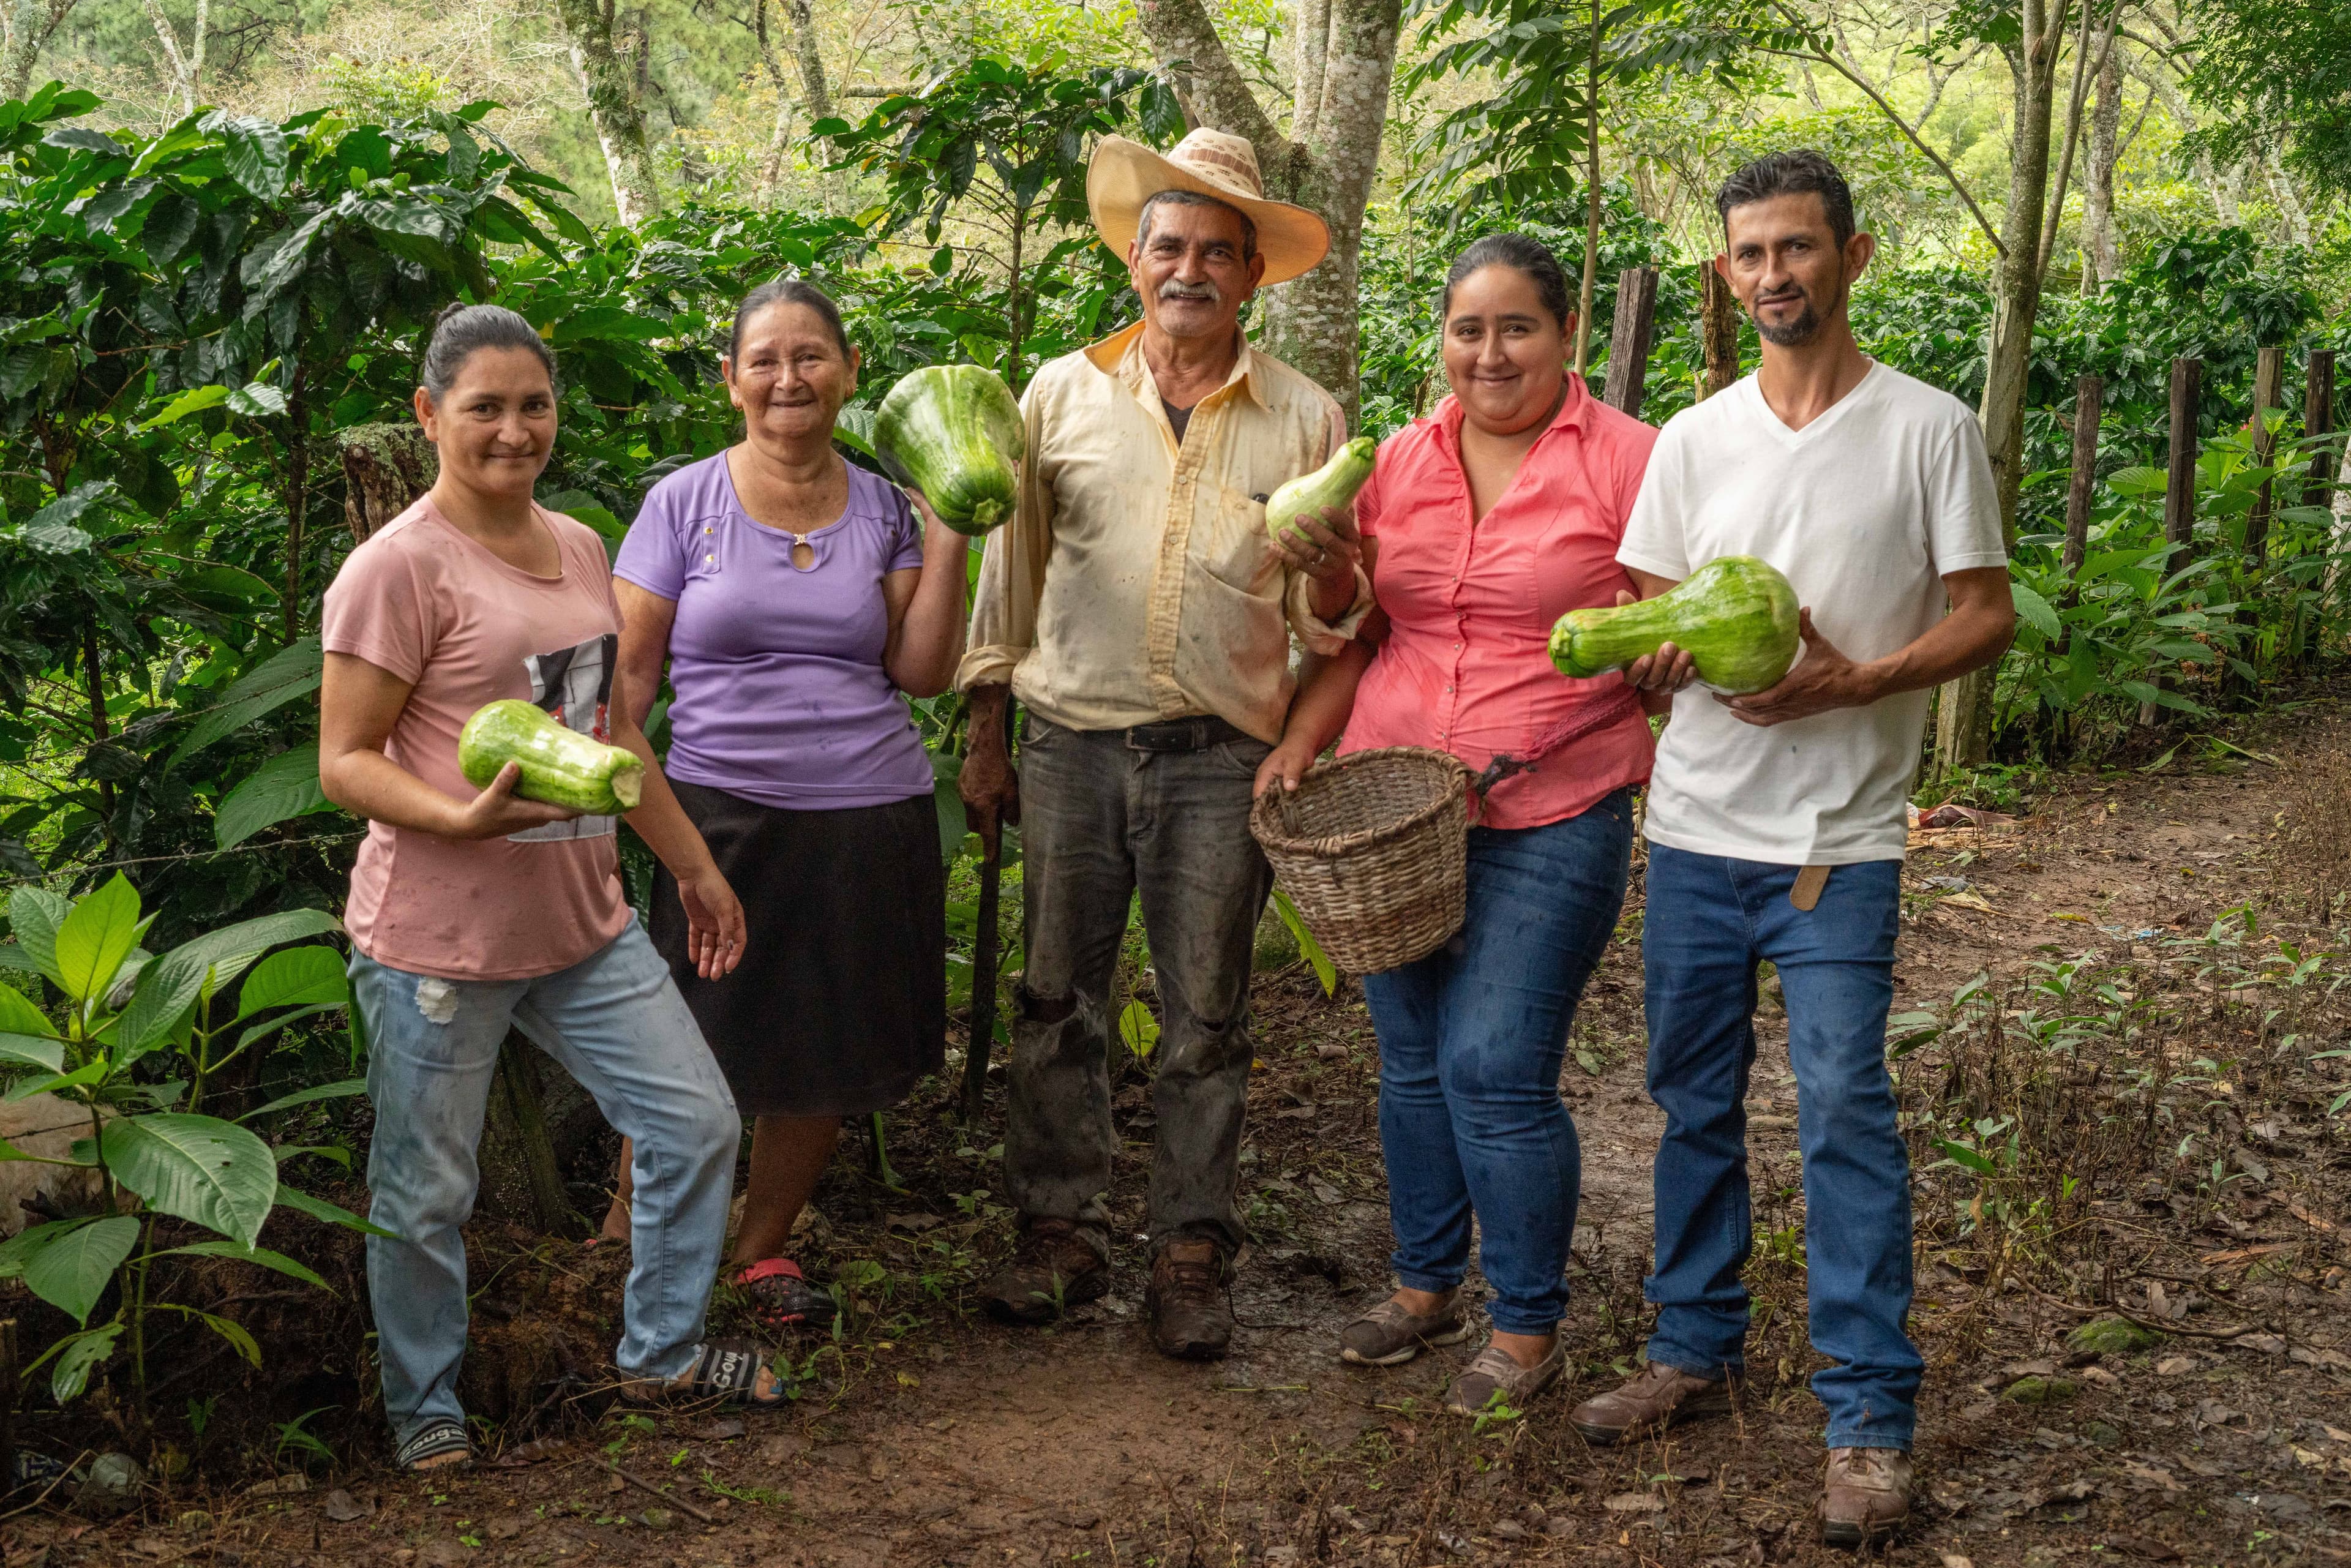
[961,697,1013,1124]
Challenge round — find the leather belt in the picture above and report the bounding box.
[1122,716,1251,753]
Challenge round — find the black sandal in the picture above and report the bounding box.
[394,1419,473,1472]
[622,1338,787,1408]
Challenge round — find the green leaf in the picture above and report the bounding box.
[20,1215,138,1325]
[53,874,144,1005]
[9,1059,106,1101]
[2008,581,2063,641]
[7,887,67,986]
[160,1239,328,1291]
[235,947,348,1019]
[1270,888,1338,997]
[0,1033,66,1074]
[222,117,291,201]
[233,1003,339,1054]
[214,743,336,849]
[142,384,229,428]
[271,1182,396,1238]
[236,1076,366,1123]
[1118,999,1160,1059]
[99,1114,277,1248]
[189,1308,261,1367]
[160,909,340,995]
[0,982,52,1038]
[48,1322,124,1403]
[1932,1139,2000,1178]
[113,949,211,1055]
[168,637,324,767]
[225,381,288,418]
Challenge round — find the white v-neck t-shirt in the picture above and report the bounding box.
[1617,362,2006,866]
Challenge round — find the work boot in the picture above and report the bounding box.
[1338,1289,1469,1367]
[1146,1238,1232,1360]
[1565,1359,1740,1446]
[978,1219,1108,1326]
[1818,1447,1911,1547]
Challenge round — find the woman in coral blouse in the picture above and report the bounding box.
[1258,234,1660,1418]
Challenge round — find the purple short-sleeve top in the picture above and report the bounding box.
[614,452,932,811]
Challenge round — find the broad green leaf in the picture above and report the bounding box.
[47,1322,124,1403]
[1270,888,1338,997]
[0,1033,66,1074]
[236,1076,366,1123]
[53,874,144,1005]
[1118,999,1160,1058]
[1932,1139,2000,1178]
[21,1215,138,1324]
[161,1239,328,1290]
[274,1143,352,1169]
[271,1183,397,1238]
[214,743,336,849]
[114,950,211,1055]
[0,982,53,1038]
[186,1308,261,1368]
[9,887,68,986]
[222,117,290,200]
[2008,581,2063,641]
[143,383,229,428]
[9,1059,107,1101]
[225,381,288,418]
[236,947,348,1019]
[160,908,340,994]
[233,1003,339,1056]
[100,1114,277,1248]
[168,637,324,767]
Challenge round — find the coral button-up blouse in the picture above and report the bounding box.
[1340,373,1660,831]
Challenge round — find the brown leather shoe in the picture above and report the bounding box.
[1145,1238,1232,1360]
[978,1219,1108,1325]
[1818,1447,1910,1547]
[1565,1359,1739,1446]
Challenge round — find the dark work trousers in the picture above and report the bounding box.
[1004,716,1273,1259]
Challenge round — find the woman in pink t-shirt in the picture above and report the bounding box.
[1257,236,1661,1418]
[320,305,783,1471]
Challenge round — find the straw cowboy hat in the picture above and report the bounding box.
[1087,129,1332,286]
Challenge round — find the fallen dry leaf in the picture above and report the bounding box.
[2122,1462,2181,1492]
[321,1488,370,1523]
[1602,1491,1665,1513]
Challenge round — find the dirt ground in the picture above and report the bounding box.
[11,702,2351,1568]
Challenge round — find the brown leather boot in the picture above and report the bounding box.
[978,1219,1108,1325]
[1145,1238,1232,1360]
[1565,1359,1739,1446]
[1818,1447,1911,1547]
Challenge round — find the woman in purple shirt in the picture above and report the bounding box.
[603,279,969,1327]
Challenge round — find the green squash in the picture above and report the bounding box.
[1548,555,1800,694]
[1265,436,1376,544]
[459,700,644,813]
[871,365,1026,535]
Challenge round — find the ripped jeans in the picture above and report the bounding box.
[1005,717,1273,1259]
[351,919,740,1447]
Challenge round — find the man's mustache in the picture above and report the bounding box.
[1158,279,1222,304]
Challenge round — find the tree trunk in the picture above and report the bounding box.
[1136,0,1401,426]
[1700,261,1739,399]
[554,0,662,224]
[1935,0,2066,776]
[1,0,78,100]
[139,0,206,117]
[785,0,830,125]
[2081,43,2121,290]
[1574,0,1600,375]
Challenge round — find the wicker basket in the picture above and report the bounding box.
[1248,746,1471,975]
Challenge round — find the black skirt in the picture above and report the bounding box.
[653,779,946,1118]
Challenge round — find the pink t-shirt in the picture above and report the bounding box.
[1343,375,1658,830]
[321,497,632,981]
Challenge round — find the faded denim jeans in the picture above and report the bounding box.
[1005,717,1272,1259]
[1639,846,1921,1451]
[1362,788,1634,1336]
[352,918,740,1447]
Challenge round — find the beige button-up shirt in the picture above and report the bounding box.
[956,322,1372,744]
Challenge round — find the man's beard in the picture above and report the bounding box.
[1752,279,1840,347]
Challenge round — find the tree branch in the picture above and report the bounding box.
[1135,0,1287,154]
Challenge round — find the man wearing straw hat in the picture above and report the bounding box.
[956,129,1371,1359]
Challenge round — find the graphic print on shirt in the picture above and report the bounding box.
[507,631,621,843]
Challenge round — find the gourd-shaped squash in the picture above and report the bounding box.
[872,366,1026,535]
[1548,555,1801,695]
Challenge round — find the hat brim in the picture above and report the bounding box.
[1087,135,1332,288]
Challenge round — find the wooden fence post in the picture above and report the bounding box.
[2233,347,2285,703]
[1699,261,1740,400]
[2061,372,2103,578]
[2306,348,2338,513]
[2143,356,2202,725]
[1602,265,1660,419]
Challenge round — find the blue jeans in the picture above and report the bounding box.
[1361,789,1633,1337]
[353,919,741,1446]
[1640,845,1919,1450]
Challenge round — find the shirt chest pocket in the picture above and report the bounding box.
[1197,484,1278,595]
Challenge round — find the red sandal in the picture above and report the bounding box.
[732,1258,837,1332]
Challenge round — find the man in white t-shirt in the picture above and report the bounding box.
[1563,151,2014,1547]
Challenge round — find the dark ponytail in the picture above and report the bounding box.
[419,302,558,402]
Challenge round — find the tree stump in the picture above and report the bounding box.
[339,424,438,544]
